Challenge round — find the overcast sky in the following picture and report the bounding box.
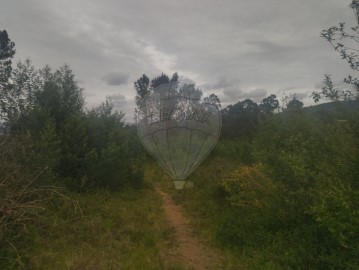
[0,0,357,122]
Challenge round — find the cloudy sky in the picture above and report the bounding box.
[0,0,357,122]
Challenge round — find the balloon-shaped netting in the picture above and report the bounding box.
[137,82,221,180]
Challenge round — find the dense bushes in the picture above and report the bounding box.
[1,28,358,268]
[0,135,66,269]
[253,112,357,267]
[0,59,145,266]
[176,107,359,269]
[0,59,144,191]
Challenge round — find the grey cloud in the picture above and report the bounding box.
[222,86,242,100]
[314,76,349,90]
[102,72,129,86]
[107,93,128,108]
[179,75,196,85]
[1,0,355,123]
[244,89,267,99]
[246,40,297,60]
[283,92,308,101]
[205,76,240,90]
[294,92,308,100]
[314,81,322,89]
[279,87,300,92]
[276,87,308,100]
[222,87,267,102]
[106,93,136,122]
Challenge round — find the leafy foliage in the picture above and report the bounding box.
[0,30,15,91]
[311,74,353,103]
[1,5,359,266]
[171,105,359,269]
[286,96,304,111]
[134,72,179,109]
[259,94,279,114]
[0,31,147,267]
[312,1,359,101]
[221,95,279,139]
[0,135,72,269]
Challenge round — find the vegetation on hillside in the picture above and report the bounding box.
[0,1,358,268]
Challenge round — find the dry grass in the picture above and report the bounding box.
[28,184,188,269]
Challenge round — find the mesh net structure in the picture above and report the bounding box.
[137,82,222,180]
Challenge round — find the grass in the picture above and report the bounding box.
[19,160,249,269]
[27,180,188,270]
[146,163,252,270]
[152,161,246,270]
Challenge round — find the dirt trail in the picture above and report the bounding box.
[155,186,223,270]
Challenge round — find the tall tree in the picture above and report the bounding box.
[286,97,303,111]
[204,93,221,110]
[0,30,15,89]
[0,59,42,129]
[0,30,16,125]
[35,64,84,129]
[221,99,260,138]
[260,94,279,114]
[134,74,150,108]
[134,72,179,107]
[134,72,179,123]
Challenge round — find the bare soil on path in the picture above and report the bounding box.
[155,186,223,270]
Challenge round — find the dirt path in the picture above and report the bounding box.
[155,186,223,270]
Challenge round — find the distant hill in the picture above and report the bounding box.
[301,100,359,121]
[304,100,359,113]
